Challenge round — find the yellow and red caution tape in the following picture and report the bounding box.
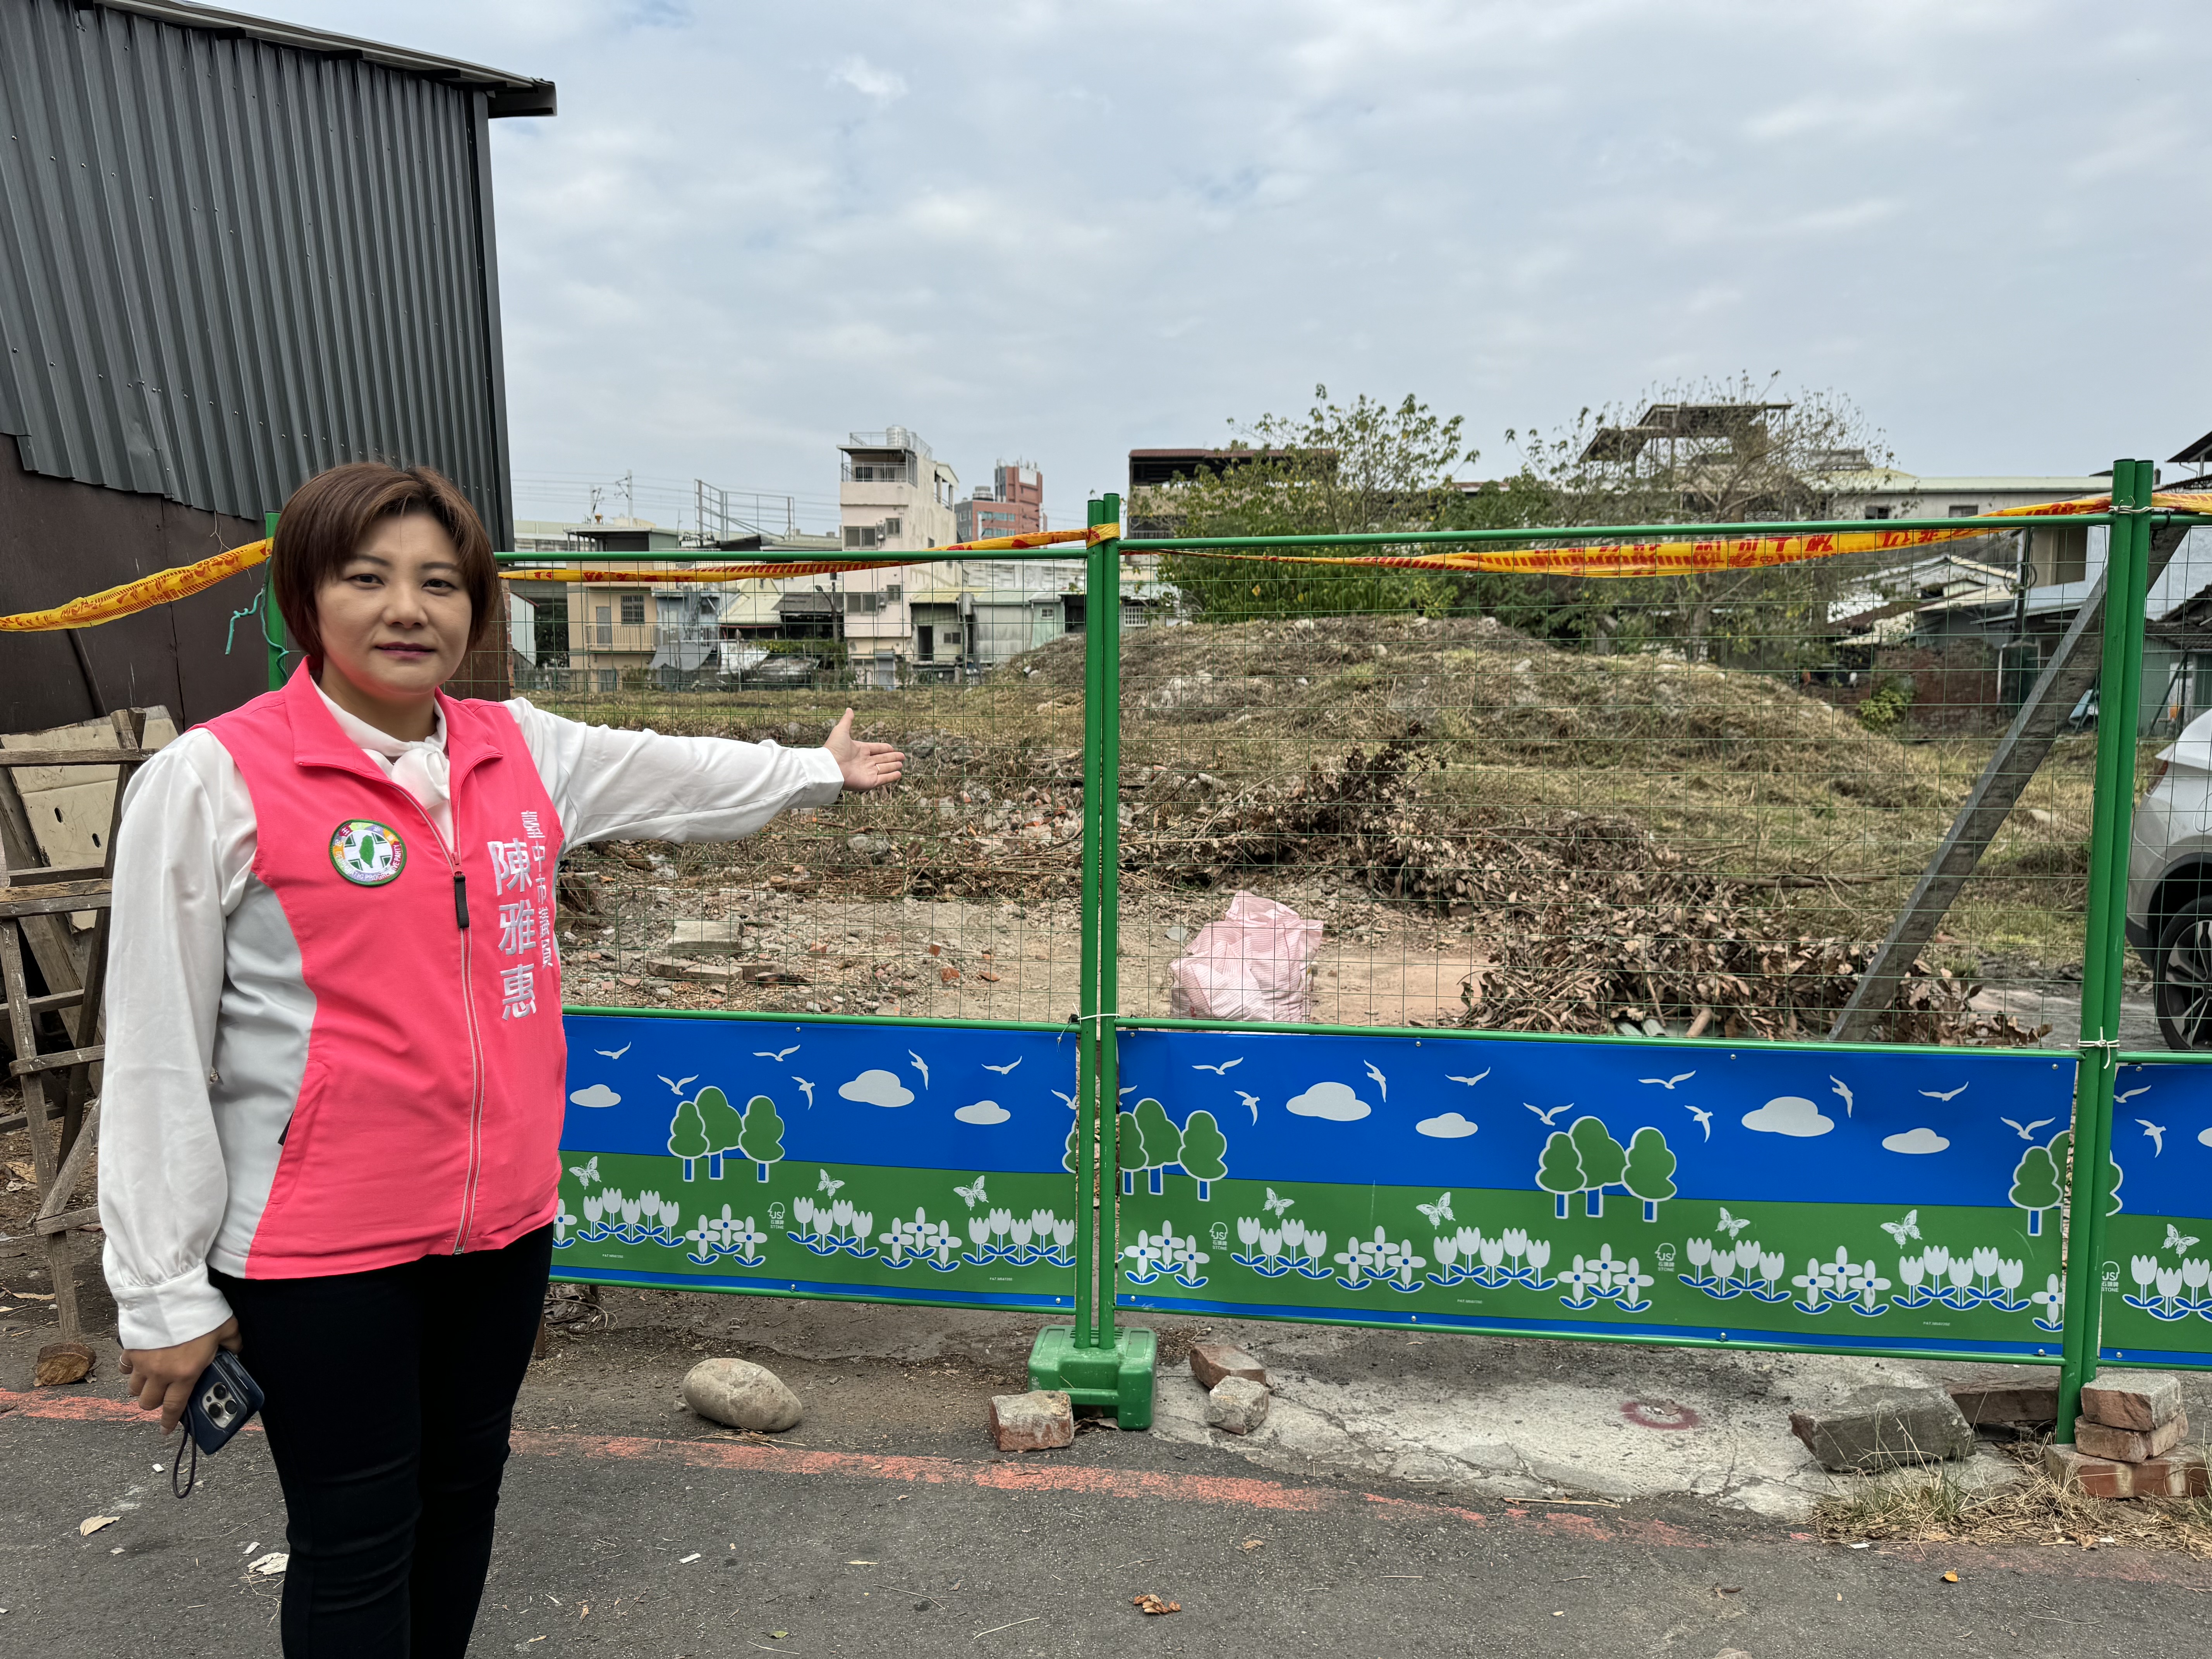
[508,522,1120,585]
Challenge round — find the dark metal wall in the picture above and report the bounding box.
[0,0,516,545]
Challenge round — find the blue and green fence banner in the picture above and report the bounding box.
[554,1012,1080,1311]
[2095,1058,2212,1368]
[1111,1025,2077,1360]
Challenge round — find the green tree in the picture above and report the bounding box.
[666,1098,709,1182]
[1568,1116,1628,1217]
[738,1094,785,1182]
[1622,1127,1677,1222]
[694,1085,745,1180]
[1178,1110,1229,1201]
[1536,1132,1585,1220]
[1116,1112,1144,1196]
[1134,1098,1182,1196]
[2009,1144,2061,1236]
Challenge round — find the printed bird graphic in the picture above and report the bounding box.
[754,1046,800,1063]
[1364,1061,1389,1103]
[2001,1117,2056,1140]
[817,1170,845,1198]
[1639,1072,1697,1090]
[2166,1223,2201,1255]
[1051,1089,1077,1109]
[1829,1077,1855,1118]
[1444,1069,1491,1087]
[1525,1103,1570,1126]
[567,1156,599,1187]
[1683,1104,1713,1140]
[1192,1058,1245,1075]
[1716,1207,1752,1238]
[2117,1085,2152,1104]
[1237,1090,1261,1124]
[793,1077,816,1108]
[954,1176,989,1209]
[982,1058,1022,1075]
[658,1074,698,1096]
[1416,1193,1455,1227]
[1919,1084,1969,1102]
[594,1043,632,1060]
[1880,1210,1922,1247]
[2140,1119,2168,1156]
[1118,1085,1137,1097]
[908,1051,930,1088]
[1262,1188,1295,1216]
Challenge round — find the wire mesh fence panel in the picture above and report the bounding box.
[1107,544,2135,1050]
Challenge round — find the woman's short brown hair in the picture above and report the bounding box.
[271,462,497,662]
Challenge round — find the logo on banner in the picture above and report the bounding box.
[328,819,407,886]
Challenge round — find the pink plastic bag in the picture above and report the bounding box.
[1168,892,1323,1023]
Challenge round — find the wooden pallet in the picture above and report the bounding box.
[1,709,145,1342]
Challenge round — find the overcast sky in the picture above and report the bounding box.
[246,1,2209,530]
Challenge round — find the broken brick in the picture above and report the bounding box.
[2077,1411,2188,1465]
[2080,1371,2185,1432]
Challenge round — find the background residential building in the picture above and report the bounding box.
[954,462,1045,542]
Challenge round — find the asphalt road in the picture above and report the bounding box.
[5,1379,2209,1659]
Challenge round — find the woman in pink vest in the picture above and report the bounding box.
[100,462,902,1657]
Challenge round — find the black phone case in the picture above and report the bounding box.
[184,1349,264,1455]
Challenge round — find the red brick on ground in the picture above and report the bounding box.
[989,1390,1074,1452]
[2043,1442,2209,1499]
[1944,1380,2056,1427]
[2079,1371,2184,1432]
[1189,1342,1267,1391]
[2076,1411,2188,1465]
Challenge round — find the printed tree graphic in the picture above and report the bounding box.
[1116,1112,1145,1195]
[1569,1116,1628,1218]
[2009,1141,2062,1236]
[2047,1128,2123,1218]
[1622,1126,1677,1222]
[1063,1119,1081,1175]
[1179,1110,1229,1201]
[738,1094,785,1182]
[1134,1098,1183,1195]
[694,1086,746,1181]
[1537,1131,1585,1219]
[667,1097,710,1182]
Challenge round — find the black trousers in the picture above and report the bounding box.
[211,1224,551,1658]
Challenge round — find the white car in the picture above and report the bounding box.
[2128,708,2212,1048]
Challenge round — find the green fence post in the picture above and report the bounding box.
[263,510,287,689]
[2055,458,2154,1440]
[1025,496,1156,1425]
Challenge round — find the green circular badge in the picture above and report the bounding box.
[328,819,407,886]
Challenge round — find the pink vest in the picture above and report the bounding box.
[206,667,567,1277]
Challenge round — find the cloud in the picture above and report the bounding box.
[954,1101,1010,1125]
[1415,1111,1478,1139]
[1740,1096,1834,1138]
[1285,1081,1371,1122]
[839,1069,914,1108]
[2202,1126,2212,1149]
[1882,1127,1951,1155]
[568,1083,621,1109]
[831,55,907,105]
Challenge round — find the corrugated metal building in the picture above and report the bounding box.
[0,0,553,729]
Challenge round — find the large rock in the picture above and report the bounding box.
[1188,1342,1267,1391]
[682,1358,802,1432]
[2080,1371,2185,1432]
[1788,1388,1975,1472]
[989,1390,1073,1451]
[2078,1411,2188,1465]
[1206,1376,1271,1436]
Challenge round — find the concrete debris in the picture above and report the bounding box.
[682,1358,802,1432]
[1788,1387,1975,1472]
[2077,1411,2189,1465]
[1188,1342,1267,1391]
[847,833,895,862]
[2080,1370,2184,1432]
[988,1389,1073,1451]
[1206,1376,1271,1436]
[661,919,748,959]
[1944,1380,2057,1427]
[2043,1441,2210,1500]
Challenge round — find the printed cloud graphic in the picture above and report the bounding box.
[1740,1096,1834,1138]
[1882,1127,1951,1155]
[1415,1111,1478,1139]
[2201,1125,2212,1148]
[568,1084,621,1109]
[839,1069,915,1108]
[1285,1081,1371,1122]
[954,1101,1010,1125]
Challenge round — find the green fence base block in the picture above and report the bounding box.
[1027,1324,1157,1430]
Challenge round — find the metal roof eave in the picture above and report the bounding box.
[86,0,556,113]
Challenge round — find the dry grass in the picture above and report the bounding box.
[1815,1443,2212,1555]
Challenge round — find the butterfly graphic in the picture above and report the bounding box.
[567,1156,599,1187]
[954,1176,989,1209]
[1880,1210,1922,1247]
[1416,1193,1455,1227]
[754,1046,800,1063]
[1715,1207,1752,1238]
[1262,1188,1295,1216]
[817,1170,846,1198]
[982,1058,1022,1075]
[2166,1224,2201,1255]
[594,1043,632,1060]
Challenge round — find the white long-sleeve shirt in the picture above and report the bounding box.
[98,693,843,1350]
